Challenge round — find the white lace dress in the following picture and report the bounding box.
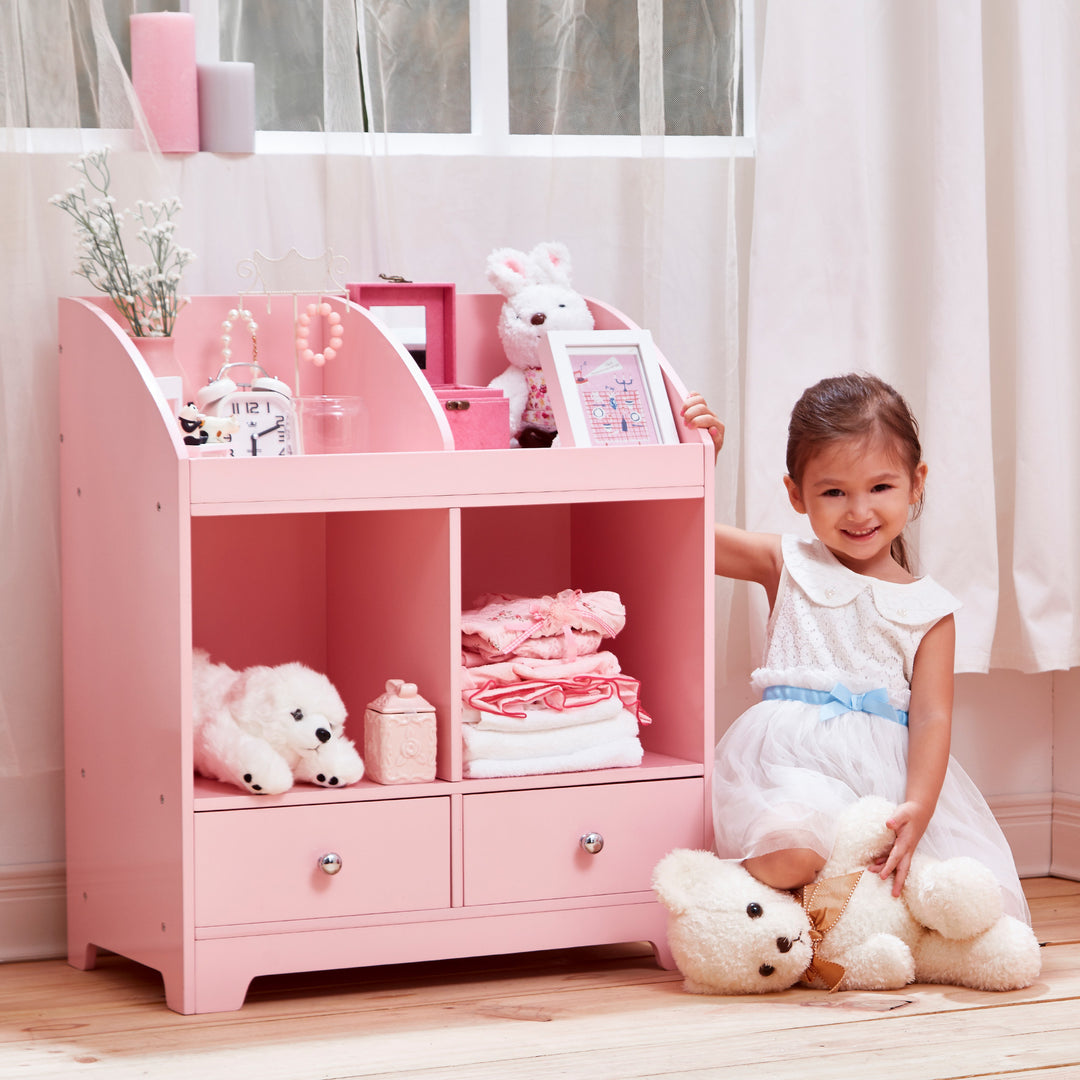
[712,535,1029,923]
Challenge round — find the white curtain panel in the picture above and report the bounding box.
[743,0,1079,675]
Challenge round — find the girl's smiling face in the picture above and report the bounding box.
[784,436,927,581]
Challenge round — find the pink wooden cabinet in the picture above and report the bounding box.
[59,292,714,1013]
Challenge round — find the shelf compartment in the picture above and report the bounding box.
[459,499,712,770]
[190,508,457,779]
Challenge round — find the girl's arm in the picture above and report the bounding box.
[872,613,955,896]
[715,525,784,607]
[681,394,784,601]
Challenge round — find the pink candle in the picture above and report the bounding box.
[130,13,199,153]
[198,62,256,153]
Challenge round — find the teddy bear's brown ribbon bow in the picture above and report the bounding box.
[794,870,865,991]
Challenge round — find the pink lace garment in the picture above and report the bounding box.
[460,589,626,663]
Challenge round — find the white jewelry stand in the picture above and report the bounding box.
[236,248,351,392]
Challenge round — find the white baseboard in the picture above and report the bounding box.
[0,862,66,962]
[989,792,1054,879]
[1051,792,1080,880]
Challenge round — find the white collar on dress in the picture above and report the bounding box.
[782,535,961,626]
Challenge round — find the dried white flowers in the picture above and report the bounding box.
[51,147,194,337]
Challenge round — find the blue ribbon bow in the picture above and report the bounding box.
[763,683,908,726]
[819,684,901,724]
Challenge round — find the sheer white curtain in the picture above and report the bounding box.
[0,2,744,793]
[742,0,1079,675]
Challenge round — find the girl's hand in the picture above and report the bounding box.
[868,800,932,897]
[681,393,725,462]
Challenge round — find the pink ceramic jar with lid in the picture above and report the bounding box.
[363,679,437,784]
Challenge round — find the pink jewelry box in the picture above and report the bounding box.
[348,281,509,450]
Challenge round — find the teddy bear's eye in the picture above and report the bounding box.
[747,902,764,918]
[759,964,775,977]
[292,709,304,721]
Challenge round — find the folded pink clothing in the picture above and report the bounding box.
[460,589,626,661]
[462,673,652,725]
[460,650,623,684]
[462,629,603,663]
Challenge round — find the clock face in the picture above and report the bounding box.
[224,393,298,456]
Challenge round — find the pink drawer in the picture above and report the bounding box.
[462,779,704,906]
[194,798,449,926]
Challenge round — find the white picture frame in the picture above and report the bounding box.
[538,329,680,448]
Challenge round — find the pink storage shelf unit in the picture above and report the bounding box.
[59,291,715,1014]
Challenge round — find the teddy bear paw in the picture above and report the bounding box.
[834,932,915,991]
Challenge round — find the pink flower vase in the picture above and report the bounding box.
[129,334,187,413]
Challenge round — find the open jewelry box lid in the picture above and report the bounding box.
[347,281,460,386]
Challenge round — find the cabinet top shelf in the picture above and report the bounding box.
[187,443,707,514]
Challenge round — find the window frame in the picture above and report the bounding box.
[13,0,755,158]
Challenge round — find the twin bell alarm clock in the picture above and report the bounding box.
[196,361,299,457]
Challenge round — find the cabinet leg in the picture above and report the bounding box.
[649,936,677,970]
[188,974,254,1015]
[68,941,98,971]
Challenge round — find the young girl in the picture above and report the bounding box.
[682,374,1029,923]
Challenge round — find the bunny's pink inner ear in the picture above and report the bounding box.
[529,241,573,284]
[486,246,536,295]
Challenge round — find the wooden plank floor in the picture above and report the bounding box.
[2,877,1078,1080]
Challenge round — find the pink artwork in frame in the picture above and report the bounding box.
[539,330,679,447]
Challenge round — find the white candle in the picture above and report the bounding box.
[198,62,256,154]
[130,13,199,153]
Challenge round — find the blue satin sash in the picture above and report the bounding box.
[762,683,908,727]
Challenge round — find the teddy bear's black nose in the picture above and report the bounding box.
[776,937,793,953]
[316,727,331,743]
[530,312,547,326]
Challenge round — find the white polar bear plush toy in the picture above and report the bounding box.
[486,241,595,447]
[652,797,1041,995]
[192,649,365,795]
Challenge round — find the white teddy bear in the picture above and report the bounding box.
[652,797,1041,994]
[486,241,595,447]
[192,649,365,795]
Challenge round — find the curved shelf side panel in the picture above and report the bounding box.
[323,298,452,452]
[58,297,194,1006]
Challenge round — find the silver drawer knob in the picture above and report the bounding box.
[318,852,343,875]
[580,832,604,855]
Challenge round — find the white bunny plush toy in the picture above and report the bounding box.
[486,241,594,447]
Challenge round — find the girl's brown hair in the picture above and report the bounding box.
[786,373,925,572]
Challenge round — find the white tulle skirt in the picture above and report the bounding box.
[711,697,1031,924]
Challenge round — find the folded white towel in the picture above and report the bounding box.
[462,708,638,761]
[462,735,644,779]
[460,694,625,732]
